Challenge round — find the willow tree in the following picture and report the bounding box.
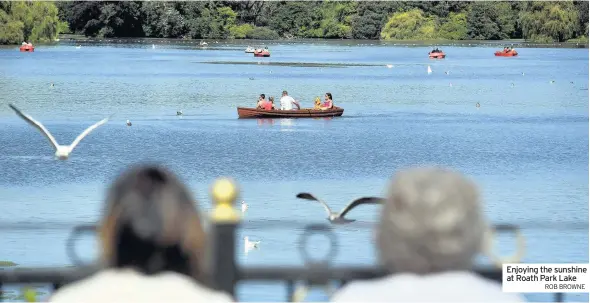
[519,1,580,42]
[0,1,67,44]
[380,9,437,40]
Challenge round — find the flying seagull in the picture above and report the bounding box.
[296,193,383,224]
[9,104,110,160]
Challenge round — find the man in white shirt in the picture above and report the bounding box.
[279,90,300,110]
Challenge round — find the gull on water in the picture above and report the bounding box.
[244,236,260,254]
[241,200,248,213]
[177,110,183,116]
[126,120,132,126]
[9,104,111,160]
[296,193,383,224]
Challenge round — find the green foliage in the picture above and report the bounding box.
[0,1,67,44]
[141,2,186,38]
[44,1,590,42]
[467,2,516,40]
[519,1,580,42]
[381,9,437,40]
[438,12,468,40]
[229,23,253,39]
[246,26,279,40]
[351,2,392,39]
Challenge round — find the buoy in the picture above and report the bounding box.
[126,120,132,126]
[476,102,480,108]
[177,110,183,116]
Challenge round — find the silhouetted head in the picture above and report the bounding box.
[282,90,288,96]
[314,97,321,106]
[269,97,274,103]
[325,92,332,101]
[260,94,266,100]
[99,165,206,283]
[378,166,484,275]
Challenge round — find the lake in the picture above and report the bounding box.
[0,40,588,301]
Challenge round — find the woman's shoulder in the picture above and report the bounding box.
[49,269,233,302]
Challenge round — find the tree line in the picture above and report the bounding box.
[1,1,588,45]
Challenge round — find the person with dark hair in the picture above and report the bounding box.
[267,96,276,110]
[49,165,233,302]
[256,94,268,109]
[320,92,334,110]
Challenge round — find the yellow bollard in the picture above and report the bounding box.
[208,177,241,296]
[210,177,241,223]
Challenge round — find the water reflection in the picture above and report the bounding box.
[279,118,294,129]
[256,119,274,126]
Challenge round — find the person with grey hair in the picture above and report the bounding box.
[331,166,525,302]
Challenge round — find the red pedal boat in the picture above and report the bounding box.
[429,51,445,59]
[19,43,34,52]
[495,49,518,57]
[254,49,270,57]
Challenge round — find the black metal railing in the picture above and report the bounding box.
[0,178,569,302]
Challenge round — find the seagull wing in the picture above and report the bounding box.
[296,192,333,217]
[9,104,60,150]
[69,116,111,149]
[338,197,384,218]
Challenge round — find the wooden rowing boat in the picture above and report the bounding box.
[237,107,344,119]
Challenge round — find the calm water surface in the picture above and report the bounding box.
[0,41,588,301]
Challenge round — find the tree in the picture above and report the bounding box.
[380,9,436,40]
[438,12,468,40]
[519,1,579,42]
[467,2,516,40]
[141,2,187,38]
[351,2,391,39]
[1,1,67,44]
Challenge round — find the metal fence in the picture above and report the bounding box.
[0,178,567,302]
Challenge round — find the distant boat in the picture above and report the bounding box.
[495,49,518,57]
[254,49,270,57]
[427,65,432,74]
[245,46,255,53]
[429,50,446,59]
[20,42,34,52]
[199,41,208,46]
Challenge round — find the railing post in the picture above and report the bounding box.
[208,177,241,297]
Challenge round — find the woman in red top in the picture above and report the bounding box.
[321,92,334,109]
[256,94,267,109]
[264,97,275,110]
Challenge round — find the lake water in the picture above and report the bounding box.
[0,40,588,302]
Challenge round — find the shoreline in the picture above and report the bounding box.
[1,35,587,49]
